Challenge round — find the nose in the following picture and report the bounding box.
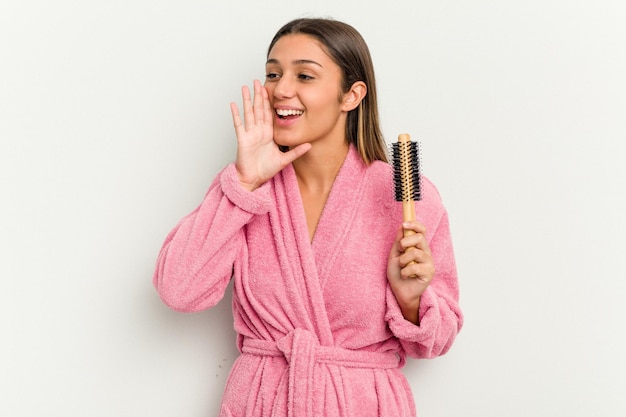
[269,75,295,100]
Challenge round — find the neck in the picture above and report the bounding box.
[293,142,349,192]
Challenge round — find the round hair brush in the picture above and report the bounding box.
[391,133,423,259]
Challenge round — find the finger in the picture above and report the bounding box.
[403,258,435,279]
[399,247,431,267]
[241,85,253,130]
[261,84,273,126]
[402,220,427,235]
[253,80,264,125]
[400,232,430,254]
[230,102,244,136]
[401,262,434,282]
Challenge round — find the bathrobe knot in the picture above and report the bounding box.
[242,329,400,417]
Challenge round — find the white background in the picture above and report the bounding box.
[2,1,625,416]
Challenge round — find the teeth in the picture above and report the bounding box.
[276,109,303,117]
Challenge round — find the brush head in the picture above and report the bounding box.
[391,134,422,202]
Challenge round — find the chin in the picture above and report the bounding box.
[273,133,303,149]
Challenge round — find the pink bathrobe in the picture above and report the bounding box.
[154,145,463,417]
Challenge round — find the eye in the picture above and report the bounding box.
[265,72,281,80]
[298,73,314,81]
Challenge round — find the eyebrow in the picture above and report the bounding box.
[266,58,324,68]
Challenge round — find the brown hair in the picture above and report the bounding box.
[268,18,387,164]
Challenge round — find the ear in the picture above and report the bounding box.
[341,81,367,112]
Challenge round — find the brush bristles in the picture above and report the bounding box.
[391,139,422,202]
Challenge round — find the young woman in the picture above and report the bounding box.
[154,18,462,417]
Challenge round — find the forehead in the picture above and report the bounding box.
[267,34,332,64]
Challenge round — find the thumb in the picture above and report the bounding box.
[388,226,405,260]
[280,143,312,167]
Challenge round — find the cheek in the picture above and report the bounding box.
[263,84,274,101]
[306,89,342,113]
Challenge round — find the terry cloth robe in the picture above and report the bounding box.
[154,145,463,417]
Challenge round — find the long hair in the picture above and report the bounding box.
[268,18,387,164]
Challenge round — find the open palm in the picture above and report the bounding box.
[230,80,310,191]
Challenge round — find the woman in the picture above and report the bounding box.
[154,18,462,417]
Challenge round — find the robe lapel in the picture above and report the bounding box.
[275,147,368,346]
[311,147,367,290]
[277,163,334,345]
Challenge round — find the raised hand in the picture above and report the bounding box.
[230,80,311,191]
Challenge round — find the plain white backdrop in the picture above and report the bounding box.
[1,1,625,416]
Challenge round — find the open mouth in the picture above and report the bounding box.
[276,109,304,120]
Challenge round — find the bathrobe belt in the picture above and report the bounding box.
[242,328,400,417]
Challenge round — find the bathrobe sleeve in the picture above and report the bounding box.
[153,163,273,312]
[385,178,463,359]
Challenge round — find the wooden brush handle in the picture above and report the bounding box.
[402,201,416,236]
[403,194,417,266]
